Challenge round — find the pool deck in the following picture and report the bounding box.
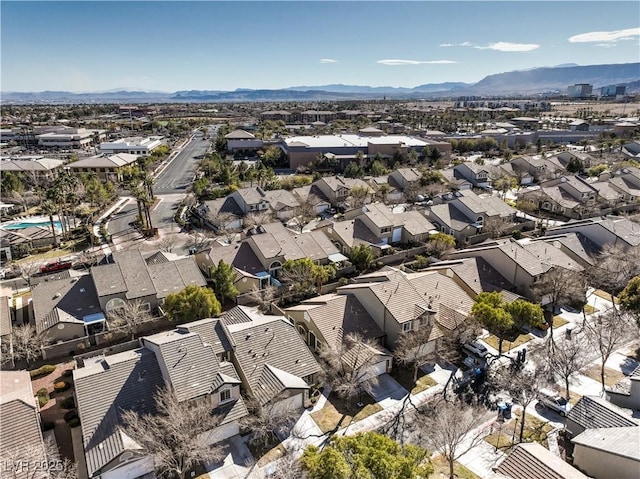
[0,215,62,230]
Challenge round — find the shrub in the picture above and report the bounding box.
[60,396,76,409]
[36,387,49,397]
[63,410,78,422]
[68,418,80,428]
[54,381,70,393]
[37,395,49,408]
[61,369,73,378]
[338,277,349,286]
[30,365,56,379]
[41,421,55,431]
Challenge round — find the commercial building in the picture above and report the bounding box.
[36,127,105,148]
[99,136,163,155]
[567,83,593,98]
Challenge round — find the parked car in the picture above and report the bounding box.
[463,341,489,358]
[40,260,72,274]
[537,388,571,416]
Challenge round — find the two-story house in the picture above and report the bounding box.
[313,176,370,208]
[453,162,492,188]
[74,323,248,479]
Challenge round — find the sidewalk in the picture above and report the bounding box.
[92,197,132,257]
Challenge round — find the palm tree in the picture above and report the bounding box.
[40,200,59,248]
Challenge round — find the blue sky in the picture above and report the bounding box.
[1,1,639,92]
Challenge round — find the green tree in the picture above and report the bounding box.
[281,258,335,295]
[619,276,640,327]
[211,260,239,305]
[1,171,24,194]
[301,432,431,479]
[344,161,364,178]
[349,244,374,273]
[472,292,543,355]
[164,285,221,323]
[370,159,387,176]
[426,232,456,257]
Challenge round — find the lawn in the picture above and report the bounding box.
[310,392,382,434]
[581,364,627,387]
[430,455,480,479]
[557,387,582,405]
[390,366,436,395]
[483,333,532,353]
[593,289,617,303]
[582,304,599,315]
[16,246,74,265]
[484,412,552,452]
[552,316,569,328]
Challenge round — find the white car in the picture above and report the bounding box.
[463,341,488,358]
[537,388,571,417]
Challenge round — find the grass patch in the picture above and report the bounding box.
[412,375,437,395]
[484,413,552,452]
[552,316,569,328]
[483,333,532,353]
[581,364,626,387]
[556,387,582,406]
[310,392,382,434]
[430,455,480,479]
[593,289,617,303]
[16,247,73,265]
[582,304,599,315]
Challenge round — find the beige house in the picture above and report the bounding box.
[337,268,474,349]
[0,157,65,184]
[572,427,640,479]
[66,153,139,181]
[284,293,391,377]
[74,322,248,479]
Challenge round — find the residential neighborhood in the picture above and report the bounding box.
[2,4,640,477]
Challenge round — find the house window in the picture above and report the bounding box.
[403,322,412,332]
[220,389,231,403]
[476,216,484,227]
[420,315,433,327]
[380,226,392,234]
[269,261,282,278]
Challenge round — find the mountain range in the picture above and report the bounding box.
[2,63,639,103]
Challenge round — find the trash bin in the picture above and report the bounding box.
[504,402,512,419]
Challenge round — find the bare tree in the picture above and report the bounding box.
[158,236,178,253]
[241,395,301,449]
[2,436,78,479]
[583,308,638,392]
[210,213,241,244]
[412,397,489,479]
[107,299,155,340]
[348,185,370,208]
[542,336,590,399]
[587,244,640,302]
[243,444,304,479]
[318,333,381,408]
[491,363,548,443]
[122,386,225,479]
[394,326,439,383]
[292,195,319,233]
[20,261,42,288]
[248,284,278,312]
[5,323,48,366]
[532,267,587,333]
[244,210,273,229]
[482,216,511,239]
[186,229,215,253]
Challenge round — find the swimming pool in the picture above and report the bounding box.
[0,220,63,230]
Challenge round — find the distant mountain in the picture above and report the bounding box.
[467,62,640,94]
[286,82,471,94]
[2,63,638,103]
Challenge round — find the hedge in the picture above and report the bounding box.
[68,417,80,428]
[41,421,55,431]
[63,410,78,422]
[60,396,76,409]
[30,365,56,379]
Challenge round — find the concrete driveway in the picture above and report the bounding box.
[369,373,408,406]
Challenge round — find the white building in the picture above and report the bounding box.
[99,136,163,155]
[36,127,105,148]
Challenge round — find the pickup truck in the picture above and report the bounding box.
[40,260,72,274]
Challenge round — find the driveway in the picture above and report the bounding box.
[369,373,408,406]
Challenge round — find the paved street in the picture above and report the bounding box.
[107,131,211,251]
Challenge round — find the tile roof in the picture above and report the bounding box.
[520,241,584,272]
[495,442,589,479]
[74,348,165,477]
[571,426,640,461]
[286,293,384,349]
[0,296,11,337]
[568,395,638,430]
[178,317,235,355]
[497,242,550,276]
[225,309,321,405]
[234,187,267,205]
[142,330,230,402]
[204,241,266,276]
[428,203,475,232]
[262,189,300,210]
[31,274,102,334]
[201,196,244,218]
[147,258,207,299]
[225,129,256,139]
[0,372,45,478]
[67,153,139,169]
[112,249,156,299]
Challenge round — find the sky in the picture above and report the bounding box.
[1,1,639,92]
